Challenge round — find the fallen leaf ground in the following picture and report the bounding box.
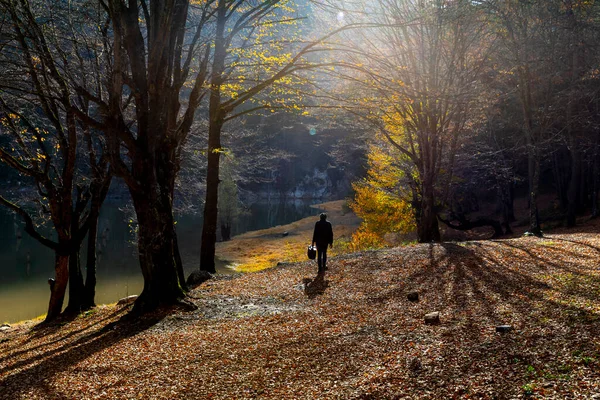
[2,223,600,399]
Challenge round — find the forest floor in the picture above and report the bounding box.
[2,221,600,399]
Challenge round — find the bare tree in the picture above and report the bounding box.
[318,0,488,242]
[0,0,111,320]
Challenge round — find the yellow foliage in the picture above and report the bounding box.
[349,144,415,250]
[348,226,384,251]
[351,183,414,235]
[364,144,403,188]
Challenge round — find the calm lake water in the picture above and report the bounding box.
[0,200,321,323]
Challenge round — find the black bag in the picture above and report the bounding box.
[307,245,317,260]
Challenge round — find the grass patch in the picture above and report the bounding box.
[235,241,305,273]
[80,309,97,318]
[5,313,46,326]
[522,383,535,396]
[235,237,358,273]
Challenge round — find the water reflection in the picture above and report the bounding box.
[0,199,321,323]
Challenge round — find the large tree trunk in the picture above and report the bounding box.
[83,210,99,309]
[65,208,85,314]
[65,248,84,314]
[46,253,69,321]
[417,179,440,243]
[131,189,185,313]
[82,172,111,310]
[566,145,580,227]
[200,1,227,273]
[199,121,222,273]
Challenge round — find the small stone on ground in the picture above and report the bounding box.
[186,270,213,288]
[424,311,440,325]
[496,325,513,333]
[117,295,138,306]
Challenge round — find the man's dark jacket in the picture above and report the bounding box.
[312,220,333,247]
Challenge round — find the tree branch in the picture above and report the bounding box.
[0,194,60,251]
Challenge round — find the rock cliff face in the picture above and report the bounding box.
[290,168,332,199]
[253,167,351,200]
[240,119,365,200]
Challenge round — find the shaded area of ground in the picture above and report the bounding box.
[1,224,600,399]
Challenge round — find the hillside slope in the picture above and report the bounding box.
[216,200,360,272]
[1,226,600,399]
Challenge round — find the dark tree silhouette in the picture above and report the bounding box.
[0,0,111,320]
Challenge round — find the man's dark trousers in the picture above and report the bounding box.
[316,244,328,271]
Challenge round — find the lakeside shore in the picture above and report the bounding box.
[0,200,358,324]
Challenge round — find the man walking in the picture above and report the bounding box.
[312,213,333,273]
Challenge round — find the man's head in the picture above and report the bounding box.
[320,213,327,221]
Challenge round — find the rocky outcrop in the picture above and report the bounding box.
[117,295,138,306]
[186,270,213,288]
[249,166,352,200]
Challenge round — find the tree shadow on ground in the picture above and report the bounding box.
[0,305,128,365]
[0,307,178,398]
[356,241,600,396]
[203,240,600,398]
[367,241,600,345]
[551,236,600,255]
[443,242,598,327]
[303,271,329,299]
[495,240,600,302]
